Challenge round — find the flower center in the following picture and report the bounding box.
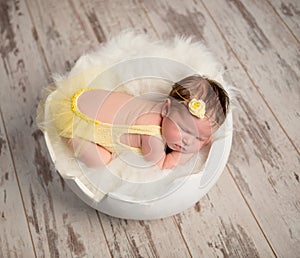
[191,102,200,109]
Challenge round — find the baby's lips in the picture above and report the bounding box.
[174,143,185,151]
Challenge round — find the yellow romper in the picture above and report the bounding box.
[50,87,162,154]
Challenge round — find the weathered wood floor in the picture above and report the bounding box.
[1,0,299,257]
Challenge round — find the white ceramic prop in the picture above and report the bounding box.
[40,31,233,220]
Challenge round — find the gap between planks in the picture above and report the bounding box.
[264,0,300,44]
[225,164,277,257]
[96,211,114,258]
[0,108,38,258]
[200,0,300,157]
[198,0,299,255]
[24,0,51,76]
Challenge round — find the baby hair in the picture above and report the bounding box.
[169,75,229,128]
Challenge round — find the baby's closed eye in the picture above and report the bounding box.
[182,128,203,141]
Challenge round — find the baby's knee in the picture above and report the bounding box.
[68,138,111,168]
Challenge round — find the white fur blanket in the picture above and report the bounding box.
[44,30,233,203]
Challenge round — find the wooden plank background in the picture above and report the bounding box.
[0,0,299,257]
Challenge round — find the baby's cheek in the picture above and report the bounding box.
[169,124,181,139]
[170,130,180,142]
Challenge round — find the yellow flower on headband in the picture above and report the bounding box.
[188,99,206,119]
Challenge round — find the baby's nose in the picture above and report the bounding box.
[182,136,190,145]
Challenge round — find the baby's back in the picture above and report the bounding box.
[77,89,161,126]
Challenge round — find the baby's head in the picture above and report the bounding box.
[170,75,229,127]
[161,75,229,153]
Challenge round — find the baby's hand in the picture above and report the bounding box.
[162,151,194,169]
[140,135,166,165]
[140,135,194,170]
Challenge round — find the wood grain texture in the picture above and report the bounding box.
[266,0,300,42]
[1,0,299,256]
[175,170,274,257]
[100,215,191,257]
[76,0,158,38]
[203,0,300,151]
[0,110,36,258]
[0,1,111,257]
[25,0,99,74]
[140,0,300,256]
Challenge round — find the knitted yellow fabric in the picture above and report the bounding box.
[39,68,162,154]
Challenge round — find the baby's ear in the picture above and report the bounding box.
[162,98,171,117]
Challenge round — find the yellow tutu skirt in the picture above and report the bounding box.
[36,66,109,156]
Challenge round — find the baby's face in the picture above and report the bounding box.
[161,103,212,153]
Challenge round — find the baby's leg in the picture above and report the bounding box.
[69,138,112,168]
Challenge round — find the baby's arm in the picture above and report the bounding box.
[69,138,112,168]
[140,135,194,169]
[140,135,165,166]
[161,151,194,169]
